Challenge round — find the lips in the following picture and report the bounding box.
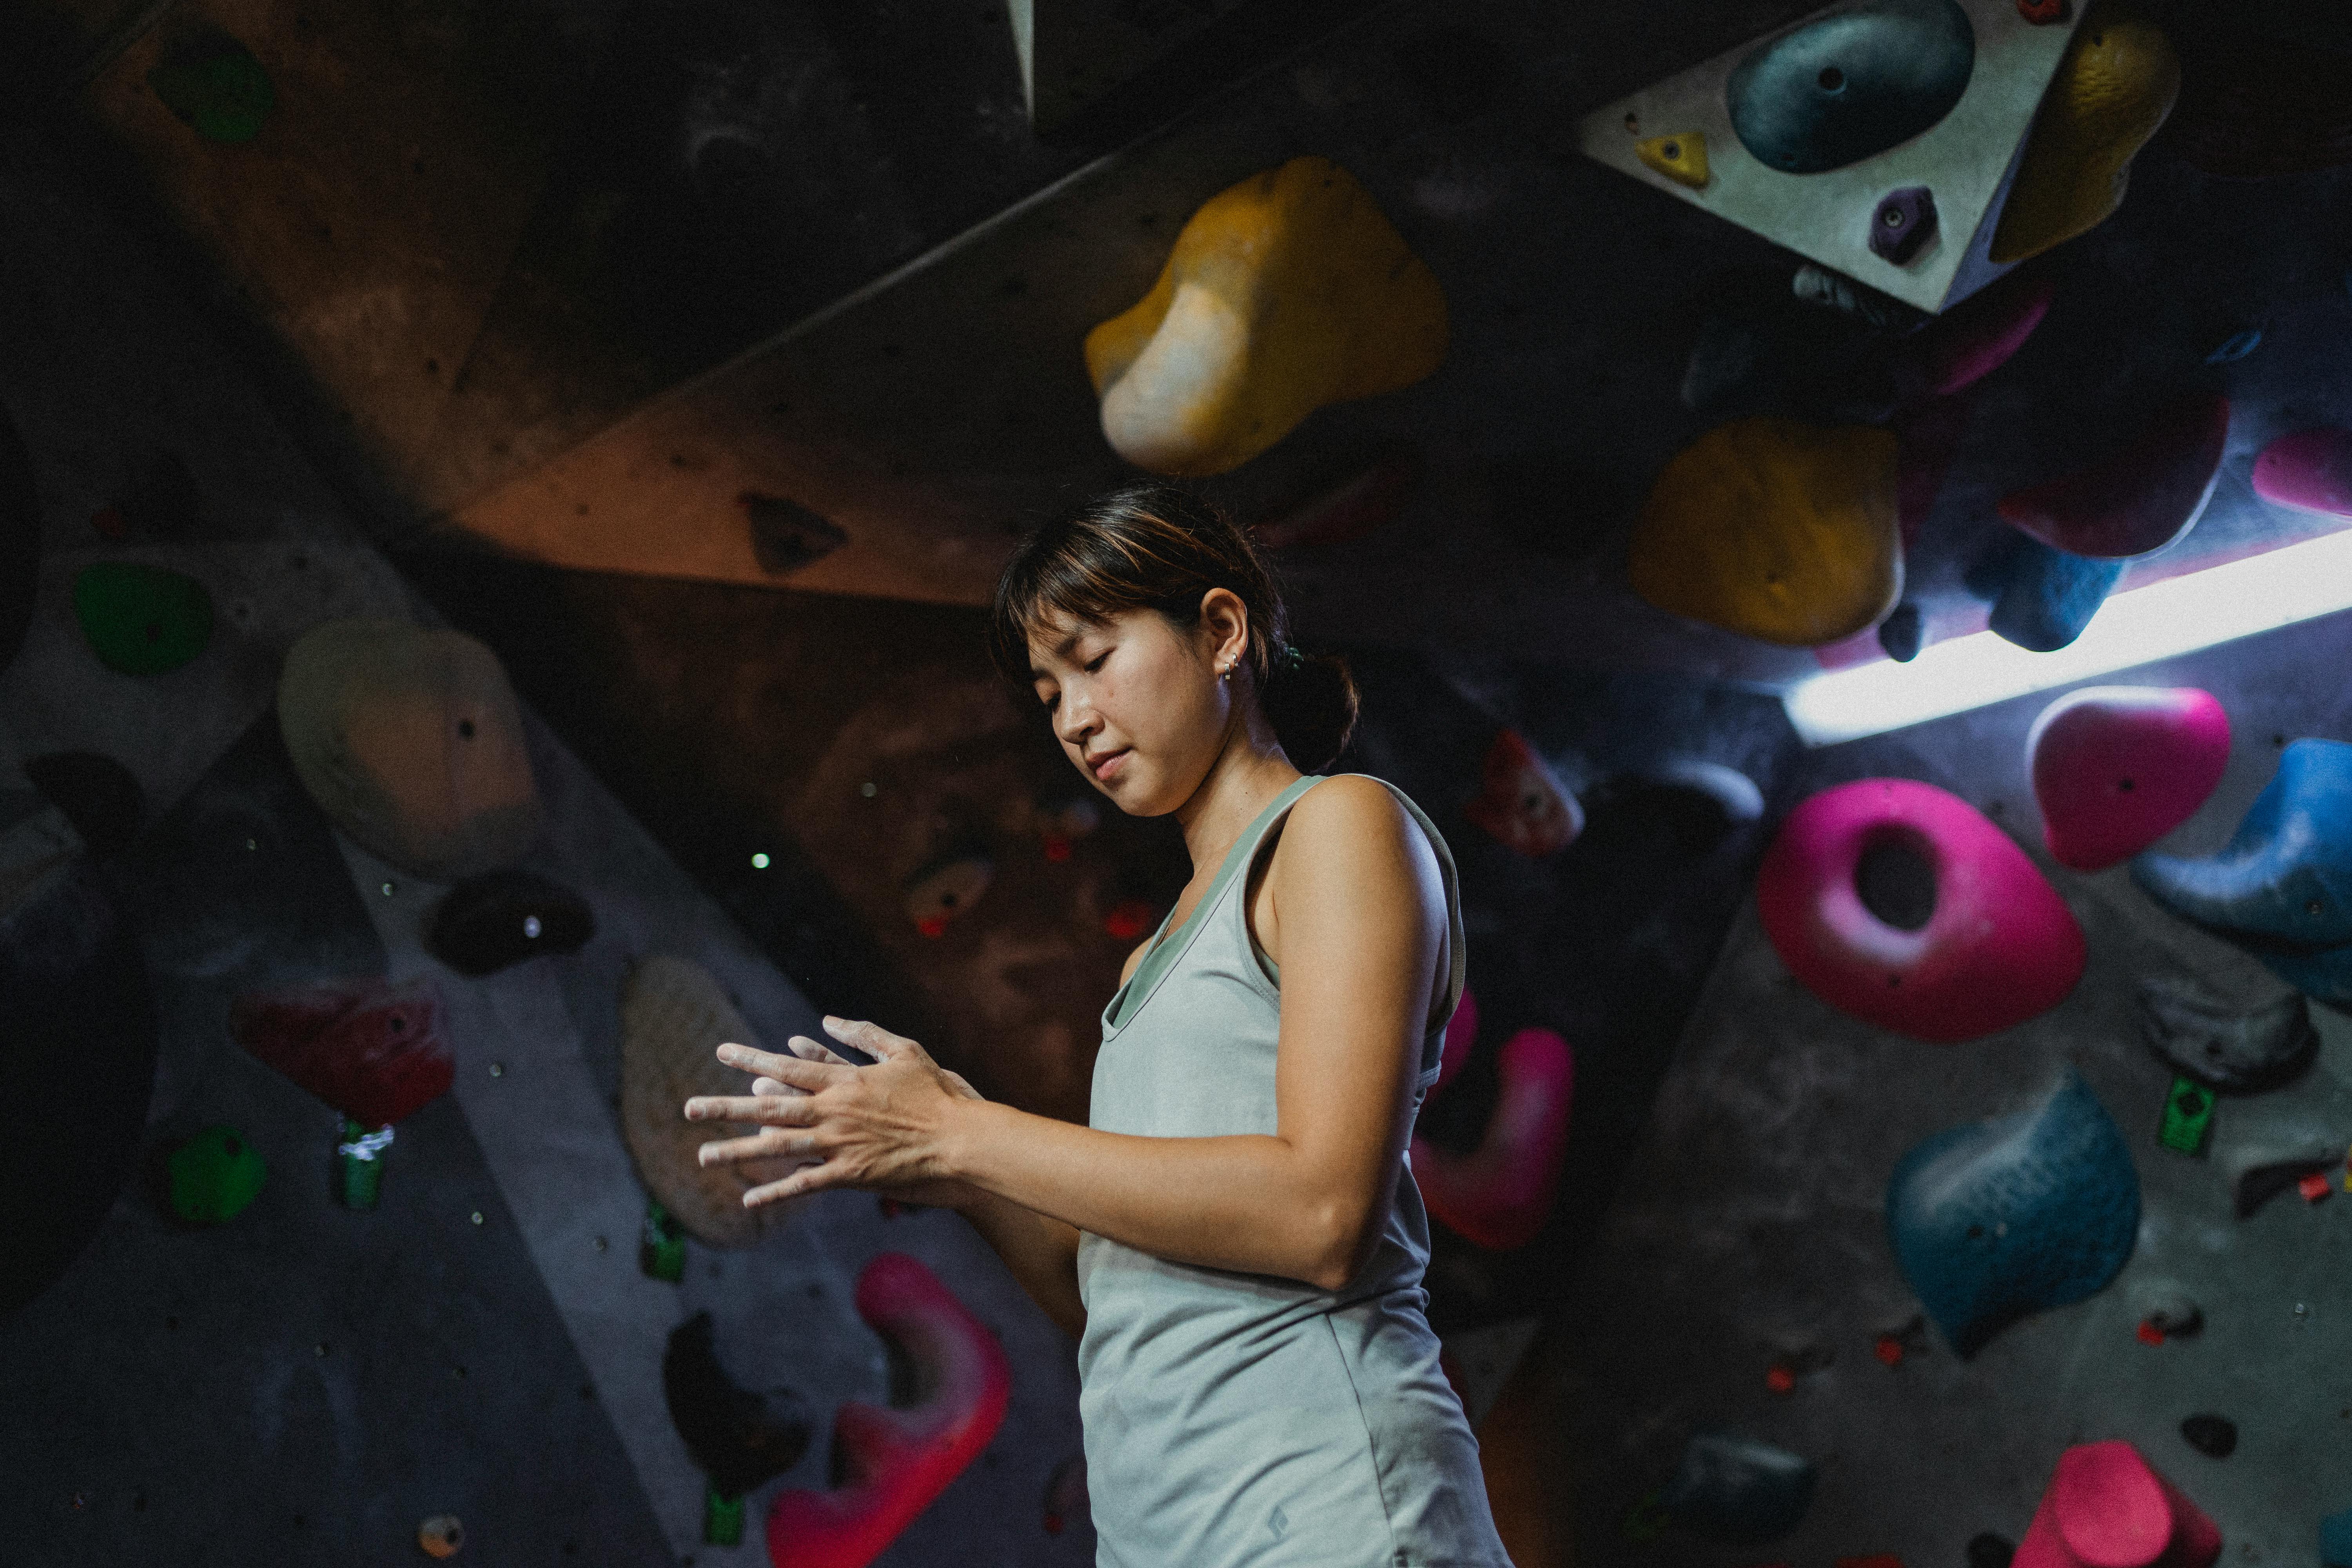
[1089,749,1129,781]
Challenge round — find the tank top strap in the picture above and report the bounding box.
[1228,772,1467,1088]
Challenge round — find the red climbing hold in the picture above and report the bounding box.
[231,976,453,1127]
[2136,1319,2167,1346]
[2014,1440,2220,1568]
[2016,0,2063,22]
[89,506,130,541]
[1757,779,2086,1042]
[1410,1026,1573,1250]
[2299,1170,2333,1204]
[1837,1557,1907,1568]
[767,1253,1012,1568]
[1913,269,2056,399]
[1765,1362,1798,1395]
[1874,1334,1906,1367]
[1998,396,2230,559]
[2252,428,2352,520]
[1103,899,1156,941]
[2028,687,2230,871]
[1252,446,1421,550]
[1465,729,1582,858]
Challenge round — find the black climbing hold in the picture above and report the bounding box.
[662,1310,812,1499]
[426,869,594,976]
[1728,0,1976,175]
[23,752,144,858]
[2180,1414,2237,1457]
[1658,1431,1816,1544]
[742,492,848,574]
[115,452,203,538]
[1878,602,1923,662]
[1967,1532,2018,1568]
[2135,975,2318,1093]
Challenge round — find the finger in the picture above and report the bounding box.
[785,1034,856,1068]
[822,1015,924,1062]
[684,1094,820,1126]
[697,1128,821,1168]
[715,1042,844,1091]
[750,1076,805,1098]
[744,1163,840,1207]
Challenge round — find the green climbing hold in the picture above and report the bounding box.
[705,1483,746,1546]
[2157,1074,2216,1156]
[167,1125,266,1223]
[641,1197,686,1282]
[146,25,275,143]
[72,563,213,675]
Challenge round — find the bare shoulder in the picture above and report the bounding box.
[1273,775,1438,892]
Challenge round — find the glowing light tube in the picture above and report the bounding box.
[1784,527,2352,746]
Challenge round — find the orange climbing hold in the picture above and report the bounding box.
[1635,132,1710,189]
[1085,157,1447,477]
[1630,418,1902,647]
[1990,9,2180,264]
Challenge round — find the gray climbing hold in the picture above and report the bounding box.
[2136,975,2318,1093]
[1728,0,1975,174]
[1659,1432,1816,1544]
[2216,1111,2344,1217]
[1887,1068,2140,1356]
[2130,1280,2203,1339]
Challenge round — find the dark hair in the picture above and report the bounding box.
[988,482,1360,771]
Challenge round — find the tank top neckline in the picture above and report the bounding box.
[1102,773,1324,1037]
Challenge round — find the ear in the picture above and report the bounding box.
[1197,587,1251,673]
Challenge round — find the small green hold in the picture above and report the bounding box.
[641,1197,686,1283]
[146,26,275,144]
[2157,1074,2216,1156]
[73,562,212,675]
[168,1125,266,1223]
[704,1483,746,1546]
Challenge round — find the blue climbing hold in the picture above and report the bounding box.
[1878,601,1923,662]
[2321,1504,2352,1568]
[1659,1432,1816,1544]
[2134,740,2352,1005]
[1887,1068,2140,1357]
[1968,533,2124,652]
[1728,0,1976,175]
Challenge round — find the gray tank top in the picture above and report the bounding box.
[1075,773,1513,1568]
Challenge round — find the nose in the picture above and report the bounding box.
[1054,686,1101,751]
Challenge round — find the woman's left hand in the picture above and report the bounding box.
[685,1017,982,1209]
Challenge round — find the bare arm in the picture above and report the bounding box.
[689,777,1445,1292]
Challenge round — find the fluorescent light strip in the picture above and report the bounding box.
[1784,524,2352,746]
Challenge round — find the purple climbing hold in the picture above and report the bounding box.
[1870,186,1938,264]
[1887,1068,2140,1356]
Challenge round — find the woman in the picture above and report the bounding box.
[684,482,1513,1567]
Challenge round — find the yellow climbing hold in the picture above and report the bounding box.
[1989,7,2180,264]
[1630,417,1902,647]
[1636,132,1710,189]
[1084,156,1448,477]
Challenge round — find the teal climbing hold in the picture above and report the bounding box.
[2321,1504,2352,1568]
[146,25,275,143]
[72,563,213,675]
[1888,1069,2140,1357]
[1967,534,2123,653]
[1728,0,1975,175]
[167,1125,265,1223]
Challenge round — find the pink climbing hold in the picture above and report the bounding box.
[1913,267,2056,398]
[1436,985,1479,1089]
[2015,1440,2221,1568]
[2029,687,2230,871]
[231,976,453,1127]
[767,1253,1011,1568]
[2252,427,2352,520]
[1410,1026,1573,1251]
[1757,779,2086,1042]
[1998,395,2231,558]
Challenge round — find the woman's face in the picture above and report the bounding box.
[1028,601,1240,817]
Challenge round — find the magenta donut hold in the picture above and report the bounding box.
[1411,1025,1573,1252]
[2029,688,2230,871]
[1757,779,2085,1042]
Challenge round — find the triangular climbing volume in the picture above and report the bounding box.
[1577,0,2085,314]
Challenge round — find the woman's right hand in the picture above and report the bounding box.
[746,1031,994,1214]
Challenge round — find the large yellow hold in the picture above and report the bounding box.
[1990,8,2180,264]
[1085,156,1448,477]
[1630,418,1902,647]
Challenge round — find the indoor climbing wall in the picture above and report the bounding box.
[1562,611,2352,1563]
